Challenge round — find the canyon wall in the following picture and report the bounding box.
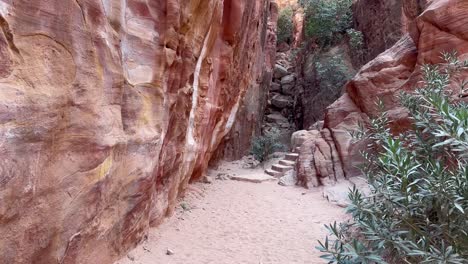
[0,0,277,263]
[296,0,431,130]
[353,0,430,63]
[216,2,278,161]
[297,0,468,188]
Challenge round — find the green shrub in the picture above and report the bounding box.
[317,53,468,263]
[346,28,364,51]
[315,54,351,94]
[277,6,294,44]
[300,0,352,47]
[346,28,365,64]
[250,128,286,162]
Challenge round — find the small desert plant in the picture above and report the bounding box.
[180,202,190,211]
[251,128,286,162]
[317,53,468,263]
[277,6,294,44]
[300,0,353,47]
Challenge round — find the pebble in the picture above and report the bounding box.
[202,176,213,184]
[127,253,135,261]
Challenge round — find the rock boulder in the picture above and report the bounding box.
[280,74,295,85]
[274,64,289,79]
[271,94,293,109]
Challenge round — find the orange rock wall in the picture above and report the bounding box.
[0,0,277,263]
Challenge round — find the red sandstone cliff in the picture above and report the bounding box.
[0,0,277,263]
[297,0,468,188]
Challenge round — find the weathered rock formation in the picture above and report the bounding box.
[0,0,277,263]
[297,0,468,188]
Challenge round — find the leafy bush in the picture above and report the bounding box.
[300,0,353,47]
[250,128,286,162]
[277,6,294,44]
[346,28,365,64]
[317,54,468,263]
[315,54,351,94]
[346,28,364,51]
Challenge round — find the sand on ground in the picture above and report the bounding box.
[116,161,347,264]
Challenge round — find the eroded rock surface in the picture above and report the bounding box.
[297,0,468,188]
[0,0,277,263]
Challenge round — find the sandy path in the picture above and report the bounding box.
[116,163,346,264]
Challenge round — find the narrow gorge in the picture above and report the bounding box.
[1,0,467,263]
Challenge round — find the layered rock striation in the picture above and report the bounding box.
[0,0,277,263]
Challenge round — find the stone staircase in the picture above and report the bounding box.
[265,152,299,177]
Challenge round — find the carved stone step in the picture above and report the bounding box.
[285,153,299,161]
[265,169,284,178]
[279,160,295,167]
[272,164,293,173]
